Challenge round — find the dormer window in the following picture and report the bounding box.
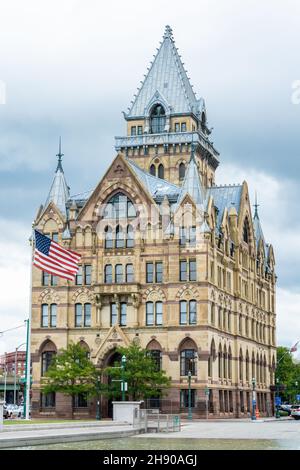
[150,104,166,134]
[131,126,137,136]
[243,218,250,244]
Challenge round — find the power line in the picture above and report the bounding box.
[0,323,26,337]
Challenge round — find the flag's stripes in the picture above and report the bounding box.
[33,259,75,281]
[33,230,81,282]
[48,247,79,271]
[34,250,78,275]
[51,240,81,262]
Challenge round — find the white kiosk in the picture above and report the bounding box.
[112,401,143,424]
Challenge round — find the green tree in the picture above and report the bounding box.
[276,346,300,402]
[42,342,100,416]
[103,343,171,401]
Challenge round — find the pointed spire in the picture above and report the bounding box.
[44,138,70,217]
[253,191,260,219]
[56,136,64,172]
[126,25,200,117]
[175,147,204,211]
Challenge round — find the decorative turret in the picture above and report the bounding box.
[253,194,265,248]
[44,137,70,217]
[175,143,205,210]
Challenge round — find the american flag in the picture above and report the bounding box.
[33,230,81,281]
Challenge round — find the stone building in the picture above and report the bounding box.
[30,26,276,419]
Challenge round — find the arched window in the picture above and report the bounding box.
[104,264,113,283]
[150,164,156,176]
[243,218,250,243]
[223,346,227,379]
[239,349,243,381]
[126,225,134,248]
[105,226,113,249]
[116,225,125,248]
[218,346,223,379]
[208,340,215,377]
[158,164,164,179]
[180,349,196,376]
[115,264,123,283]
[150,104,166,134]
[41,341,56,377]
[228,347,232,379]
[179,162,186,180]
[103,192,136,220]
[126,264,134,282]
[246,351,250,381]
[252,352,256,380]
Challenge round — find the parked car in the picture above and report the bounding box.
[279,404,293,415]
[290,405,300,420]
[6,404,23,419]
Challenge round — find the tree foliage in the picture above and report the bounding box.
[276,346,300,402]
[42,342,99,397]
[103,343,171,401]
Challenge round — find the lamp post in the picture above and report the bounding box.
[96,374,101,420]
[121,355,126,402]
[251,377,256,420]
[188,370,192,420]
[14,343,26,406]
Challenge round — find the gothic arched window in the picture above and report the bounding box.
[150,104,166,134]
[150,164,156,176]
[179,162,186,180]
[243,218,250,243]
[158,164,164,179]
[103,192,136,220]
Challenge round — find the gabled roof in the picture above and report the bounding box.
[175,152,204,211]
[44,140,70,216]
[207,184,243,231]
[127,158,180,200]
[126,25,202,118]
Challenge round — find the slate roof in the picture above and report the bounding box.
[44,146,70,216]
[127,158,180,200]
[207,185,243,231]
[174,153,204,211]
[127,25,203,118]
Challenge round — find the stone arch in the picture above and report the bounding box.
[143,287,167,302]
[93,183,143,220]
[178,336,198,352]
[146,339,162,351]
[39,339,57,354]
[176,285,200,301]
[72,287,95,303]
[78,340,90,353]
[39,289,60,304]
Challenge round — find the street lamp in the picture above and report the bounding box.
[121,355,126,402]
[251,377,256,421]
[96,374,101,420]
[188,370,192,420]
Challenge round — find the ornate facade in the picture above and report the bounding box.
[30,26,276,419]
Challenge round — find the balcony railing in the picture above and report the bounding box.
[115,131,219,161]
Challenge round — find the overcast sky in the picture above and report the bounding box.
[0,0,299,357]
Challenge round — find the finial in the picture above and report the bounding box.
[254,191,259,218]
[56,136,64,172]
[163,25,173,39]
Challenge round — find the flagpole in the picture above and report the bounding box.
[24,223,34,420]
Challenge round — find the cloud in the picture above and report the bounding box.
[0,219,29,354]
[277,287,300,361]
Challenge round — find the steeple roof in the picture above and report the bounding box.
[253,196,265,248]
[126,25,203,118]
[175,146,204,210]
[44,138,70,216]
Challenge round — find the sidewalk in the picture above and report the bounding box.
[0,421,142,449]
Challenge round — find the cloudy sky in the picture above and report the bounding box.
[0,0,299,357]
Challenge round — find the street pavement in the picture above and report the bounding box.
[139,417,300,440]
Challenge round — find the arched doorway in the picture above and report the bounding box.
[101,349,122,418]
